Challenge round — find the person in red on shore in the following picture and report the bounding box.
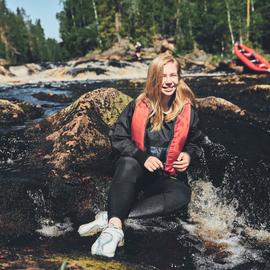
[78,53,204,258]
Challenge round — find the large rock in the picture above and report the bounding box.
[0,88,132,241]
[0,65,14,77]
[0,99,43,125]
[196,96,246,116]
[27,88,132,177]
[0,99,24,124]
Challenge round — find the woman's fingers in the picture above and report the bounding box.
[152,159,163,169]
[155,158,164,169]
[173,159,189,171]
[173,164,188,171]
[144,156,163,172]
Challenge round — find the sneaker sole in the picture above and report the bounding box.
[78,224,104,237]
[91,238,125,258]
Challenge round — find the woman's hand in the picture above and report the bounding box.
[144,156,164,172]
[173,152,191,172]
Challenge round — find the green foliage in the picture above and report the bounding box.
[57,0,270,58]
[1,0,270,63]
[0,1,65,64]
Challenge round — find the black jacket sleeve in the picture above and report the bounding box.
[183,106,204,162]
[109,100,150,166]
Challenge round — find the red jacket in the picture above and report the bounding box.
[131,100,191,176]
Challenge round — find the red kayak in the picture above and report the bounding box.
[233,43,270,73]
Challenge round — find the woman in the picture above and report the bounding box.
[78,53,203,258]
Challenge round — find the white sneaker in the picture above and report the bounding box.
[78,211,108,237]
[91,224,124,258]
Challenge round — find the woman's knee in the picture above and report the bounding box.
[116,156,141,171]
[113,156,142,184]
[164,183,191,213]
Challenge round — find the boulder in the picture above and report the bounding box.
[196,96,246,116]
[25,63,42,75]
[32,92,72,103]
[65,67,107,77]
[0,99,43,125]
[0,99,25,124]
[0,88,132,241]
[0,58,10,66]
[27,88,132,176]
[0,65,15,77]
[244,84,270,93]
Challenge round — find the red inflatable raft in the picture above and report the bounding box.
[233,43,270,73]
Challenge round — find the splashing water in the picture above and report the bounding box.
[177,137,270,269]
[27,189,74,237]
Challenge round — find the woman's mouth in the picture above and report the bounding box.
[162,86,175,91]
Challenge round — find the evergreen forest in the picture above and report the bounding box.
[1,0,270,64]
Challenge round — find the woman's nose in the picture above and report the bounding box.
[163,76,172,83]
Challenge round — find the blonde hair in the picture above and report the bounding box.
[137,53,195,131]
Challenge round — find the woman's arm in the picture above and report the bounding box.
[109,100,150,166]
[183,107,205,162]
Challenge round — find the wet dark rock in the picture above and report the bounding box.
[65,67,107,77]
[241,84,270,95]
[32,92,72,103]
[0,99,44,125]
[196,96,246,116]
[0,99,24,124]
[16,101,44,120]
[108,60,130,68]
[215,60,244,74]
[40,61,67,70]
[0,176,40,242]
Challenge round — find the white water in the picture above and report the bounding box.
[182,179,267,269]
[36,217,73,237]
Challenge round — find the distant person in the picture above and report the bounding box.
[78,53,204,258]
[160,39,175,54]
[134,41,143,61]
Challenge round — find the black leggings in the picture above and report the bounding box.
[107,156,191,221]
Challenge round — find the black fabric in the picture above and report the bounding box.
[109,100,204,166]
[107,157,191,221]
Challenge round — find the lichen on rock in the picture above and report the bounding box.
[29,88,132,175]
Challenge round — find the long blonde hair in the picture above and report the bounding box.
[137,53,195,131]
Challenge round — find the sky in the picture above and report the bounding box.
[6,0,63,41]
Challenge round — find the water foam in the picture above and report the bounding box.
[181,179,266,269]
[36,217,73,237]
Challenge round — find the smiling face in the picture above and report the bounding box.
[161,61,179,98]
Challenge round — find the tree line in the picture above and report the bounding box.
[1,0,270,64]
[0,0,66,64]
[57,0,270,58]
